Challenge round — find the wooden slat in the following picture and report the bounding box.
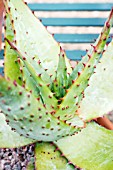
[66,50,86,60]
[28,3,113,11]
[41,18,106,26]
[54,34,112,43]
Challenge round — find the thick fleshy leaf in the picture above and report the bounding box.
[5,40,58,110]
[54,9,113,122]
[0,77,77,141]
[77,40,113,121]
[4,13,23,85]
[56,122,113,170]
[0,113,36,148]
[4,13,42,97]
[52,48,68,99]
[3,0,72,81]
[35,142,75,170]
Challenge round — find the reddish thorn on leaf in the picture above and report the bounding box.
[76,84,80,87]
[48,95,52,98]
[106,21,110,28]
[20,107,24,110]
[7,108,11,112]
[8,7,11,12]
[14,30,16,34]
[50,74,53,78]
[13,80,17,87]
[103,37,107,41]
[66,106,69,109]
[22,57,26,60]
[57,116,60,120]
[37,60,41,65]
[88,54,91,58]
[83,63,86,67]
[38,73,41,77]
[39,84,42,87]
[62,107,65,110]
[47,84,50,87]
[19,92,22,95]
[78,72,81,76]
[38,108,41,111]
[4,15,7,20]
[72,80,75,84]
[30,90,32,94]
[32,11,35,14]
[32,57,35,60]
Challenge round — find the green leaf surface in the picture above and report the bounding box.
[54,9,113,122]
[5,40,58,110]
[0,113,36,148]
[4,14,41,97]
[56,122,113,170]
[3,0,72,81]
[35,142,75,170]
[4,13,23,85]
[0,77,77,141]
[53,49,68,99]
[77,40,113,121]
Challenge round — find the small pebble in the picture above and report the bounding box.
[0,145,35,170]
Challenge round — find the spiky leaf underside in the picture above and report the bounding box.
[0,77,78,141]
[3,0,72,81]
[56,122,113,170]
[0,113,36,148]
[77,40,113,121]
[35,142,75,170]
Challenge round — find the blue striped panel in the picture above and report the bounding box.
[41,18,106,26]
[28,3,113,11]
[0,67,4,76]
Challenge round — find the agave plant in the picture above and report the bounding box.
[0,0,113,169]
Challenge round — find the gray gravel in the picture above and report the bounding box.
[0,145,35,170]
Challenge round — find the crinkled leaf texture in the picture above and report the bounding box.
[0,113,36,148]
[77,40,113,121]
[56,122,113,170]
